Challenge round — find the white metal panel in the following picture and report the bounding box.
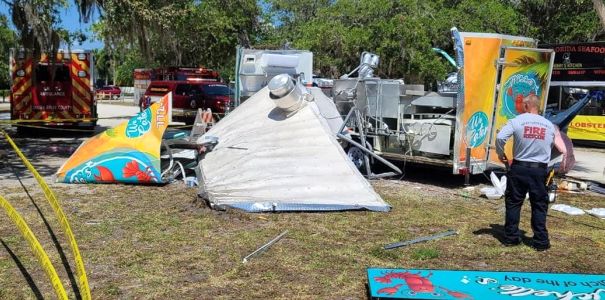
[198,87,389,212]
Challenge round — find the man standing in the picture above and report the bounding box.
[496,94,565,251]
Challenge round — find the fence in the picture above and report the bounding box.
[95,86,135,102]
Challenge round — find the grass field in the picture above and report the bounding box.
[0,178,603,299]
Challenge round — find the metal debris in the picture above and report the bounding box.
[242,230,288,263]
[384,229,458,250]
[588,183,605,195]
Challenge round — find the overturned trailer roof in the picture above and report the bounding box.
[198,80,389,212]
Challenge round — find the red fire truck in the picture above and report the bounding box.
[133,67,220,106]
[9,49,96,129]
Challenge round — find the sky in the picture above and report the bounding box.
[0,2,104,49]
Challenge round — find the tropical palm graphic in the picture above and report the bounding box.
[512,51,551,84]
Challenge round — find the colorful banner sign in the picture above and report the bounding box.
[567,115,605,141]
[452,31,535,173]
[56,93,171,183]
[540,42,605,83]
[489,47,554,166]
[367,268,605,300]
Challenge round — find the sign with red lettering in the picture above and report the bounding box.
[567,115,605,141]
[523,126,546,140]
[540,42,605,82]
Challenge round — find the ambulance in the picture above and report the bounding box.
[9,49,96,129]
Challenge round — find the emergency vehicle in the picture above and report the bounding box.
[133,67,220,106]
[9,49,96,129]
[141,80,231,124]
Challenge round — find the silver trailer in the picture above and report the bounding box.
[334,76,458,172]
[335,29,557,180]
[233,46,313,107]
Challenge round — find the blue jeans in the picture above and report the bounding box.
[504,164,550,248]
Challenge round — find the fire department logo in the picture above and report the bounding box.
[126,110,152,138]
[466,111,488,148]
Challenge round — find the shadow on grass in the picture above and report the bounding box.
[0,239,44,300]
[473,223,530,246]
[12,163,82,300]
[374,162,491,188]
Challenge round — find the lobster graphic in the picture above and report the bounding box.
[93,166,116,182]
[375,271,440,296]
[122,160,153,182]
[377,284,403,296]
[374,271,473,298]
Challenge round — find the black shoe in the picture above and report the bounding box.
[503,238,521,247]
[531,243,551,252]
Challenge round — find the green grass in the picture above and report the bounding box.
[0,181,603,299]
[411,248,440,260]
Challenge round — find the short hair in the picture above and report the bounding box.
[522,94,540,108]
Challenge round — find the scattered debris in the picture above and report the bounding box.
[586,208,605,219]
[185,177,198,187]
[559,179,588,191]
[551,204,585,216]
[242,230,288,263]
[588,183,605,195]
[384,229,458,250]
[460,186,474,198]
[480,172,506,200]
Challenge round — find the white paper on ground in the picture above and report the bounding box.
[481,172,507,199]
[551,204,585,215]
[585,208,605,219]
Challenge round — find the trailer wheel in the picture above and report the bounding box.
[347,146,365,170]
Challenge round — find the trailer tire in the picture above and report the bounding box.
[346,146,365,170]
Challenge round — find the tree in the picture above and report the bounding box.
[4,0,95,62]
[594,0,605,31]
[114,50,148,86]
[0,14,16,90]
[92,0,261,81]
[511,0,603,42]
[265,0,529,84]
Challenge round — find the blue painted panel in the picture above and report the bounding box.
[367,268,604,299]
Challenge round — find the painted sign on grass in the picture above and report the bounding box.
[367,268,604,299]
[56,93,171,184]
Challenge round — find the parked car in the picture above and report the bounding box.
[140,80,231,124]
[96,85,121,100]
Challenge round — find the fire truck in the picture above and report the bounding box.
[9,49,96,129]
[133,67,220,106]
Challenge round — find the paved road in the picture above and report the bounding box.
[566,147,605,185]
[96,102,141,130]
